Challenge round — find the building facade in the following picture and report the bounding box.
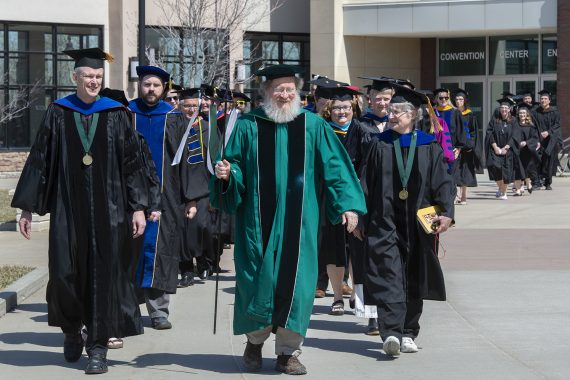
[0,0,310,171]
[311,0,565,145]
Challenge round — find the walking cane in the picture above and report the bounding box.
[213,85,233,334]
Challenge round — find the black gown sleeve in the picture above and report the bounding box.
[120,109,148,212]
[453,109,467,149]
[136,131,162,213]
[358,140,382,235]
[11,105,60,215]
[428,143,455,219]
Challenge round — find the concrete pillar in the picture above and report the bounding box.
[558,0,570,139]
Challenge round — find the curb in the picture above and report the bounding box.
[0,267,48,319]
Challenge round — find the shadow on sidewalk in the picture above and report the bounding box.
[15,303,47,313]
[304,336,396,361]
[308,318,366,335]
[0,349,129,368]
[131,353,281,375]
[0,331,60,347]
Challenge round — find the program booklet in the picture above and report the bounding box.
[416,205,443,234]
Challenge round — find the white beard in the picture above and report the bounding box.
[263,94,302,124]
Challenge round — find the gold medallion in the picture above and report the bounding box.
[82,153,93,166]
[399,188,408,200]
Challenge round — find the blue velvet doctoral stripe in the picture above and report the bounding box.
[54,94,123,115]
[374,130,435,147]
[136,221,159,288]
[437,108,454,134]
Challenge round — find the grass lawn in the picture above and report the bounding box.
[0,265,35,289]
[0,189,16,223]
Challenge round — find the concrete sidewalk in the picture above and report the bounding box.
[0,174,569,379]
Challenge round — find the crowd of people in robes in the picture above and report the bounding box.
[10,44,563,377]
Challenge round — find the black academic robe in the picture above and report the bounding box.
[131,100,209,293]
[344,114,387,175]
[514,121,540,179]
[181,117,233,266]
[533,106,561,178]
[453,110,481,187]
[11,103,148,340]
[359,131,454,304]
[485,118,517,182]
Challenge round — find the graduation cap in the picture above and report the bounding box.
[453,88,469,98]
[99,88,128,107]
[200,84,215,98]
[169,84,183,92]
[496,97,516,106]
[255,64,304,80]
[359,76,396,92]
[310,77,350,99]
[177,88,201,100]
[501,91,515,98]
[433,88,451,97]
[518,90,533,98]
[232,92,251,102]
[516,102,533,111]
[538,89,552,98]
[136,65,170,83]
[63,48,114,69]
[390,85,428,108]
[395,78,415,90]
[328,86,362,101]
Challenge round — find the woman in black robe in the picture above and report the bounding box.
[485,98,518,200]
[513,104,540,195]
[318,87,362,316]
[357,85,455,357]
[452,89,481,204]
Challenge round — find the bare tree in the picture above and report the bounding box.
[0,75,42,126]
[148,0,282,88]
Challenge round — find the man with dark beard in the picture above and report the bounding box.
[532,89,561,190]
[130,66,209,329]
[211,64,367,375]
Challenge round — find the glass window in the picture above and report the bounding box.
[489,35,538,75]
[8,53,53,85]
[542,80,557,106]
[56,25,100,52]
[490,81,510,111]
[515,80,535,98]
[57,56,76,87]
[0,26,4,50]
[439,37,485,76]
[283,42,300,61]
[8,24,52,52]
[542,34,557,74]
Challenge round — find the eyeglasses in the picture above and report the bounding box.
[182,103,199,109]
[331,105,352,112]
[438,96,449,101]
[388,108,409,117]
[234,100,246,106]
[165,96,179,101]
[273,87,296,95]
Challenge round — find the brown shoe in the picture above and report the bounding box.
[243,341,263,371]
[275,355,307,375]
[315,288,326,298]
[341,283,352,296]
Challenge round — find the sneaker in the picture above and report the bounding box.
[495,190,502,198]
[400,337,418,353]
[499,193,508,200]
[243,341,263,371]
[545,185,553,190]
[275,355,307,375]
[383,336,400,356]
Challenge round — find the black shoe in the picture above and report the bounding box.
[545,185,553,190]
[177,272,195,288]
[85,353,108,374]
[151,317,172,330]
[63,331,84,362]
[199,269,208,280]
[365,318,379,336]
[243,341,263,371]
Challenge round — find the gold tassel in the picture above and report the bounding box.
[168,79,172,91]
[104,52,114,62]
[426,100,443,134]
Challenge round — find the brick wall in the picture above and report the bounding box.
[558,1,570,139]
[0,152,29,175]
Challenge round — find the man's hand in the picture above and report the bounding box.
[541,131,549,139]
[453,148,461,159]
[19,210,33,240]
[520,141,527,148]
[132,210,146,238]
[215,159,231,181]
[148,211,161,222]
[432,215,453,234]
[341,211,358,233]
[185,201,197,219]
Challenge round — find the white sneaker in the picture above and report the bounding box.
[383,336,400,356]
[401,337,418,353]
[499,193,508,200]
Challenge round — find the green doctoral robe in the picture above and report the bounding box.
[210,108,366,337]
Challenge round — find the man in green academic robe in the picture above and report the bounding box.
[211,64,366,375]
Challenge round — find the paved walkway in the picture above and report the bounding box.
[1,174,569,379]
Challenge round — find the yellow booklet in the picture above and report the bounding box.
[416,205,443,234]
